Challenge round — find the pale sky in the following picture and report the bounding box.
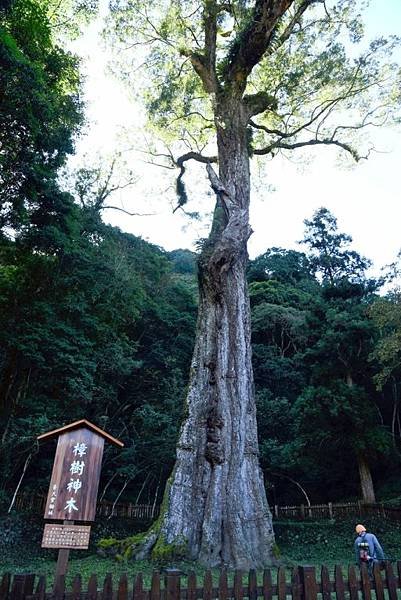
[70,0,401,276]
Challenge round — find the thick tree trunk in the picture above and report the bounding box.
[142,99,275,568]
[356,450,376,504]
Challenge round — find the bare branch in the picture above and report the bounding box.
[249,119,286,137]
[253,137,362,161]
[169,111,214,125]
[100,206,155,217]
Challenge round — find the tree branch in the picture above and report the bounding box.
[265,0,320,55]
[253,137,362,161]
[173,152,218,213]
[176,151,218,169]
[100,206,155,217]
[180,2,220,93]
[181,51,218,93]
[223,0,296,89]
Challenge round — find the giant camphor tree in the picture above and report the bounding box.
[109,0,400,567]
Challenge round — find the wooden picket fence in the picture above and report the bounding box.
[273,501,401,521]
[12,494,160,521]
[2,563,401,600]
[0,561,401,600]
[11,494,401,523]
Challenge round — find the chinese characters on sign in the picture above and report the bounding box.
[42,523,91,549]
[43,427,105,522]
[64,443,87,514]
[47,484,58,517]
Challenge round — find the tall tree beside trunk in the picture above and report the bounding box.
[356,450,376,504]
[109,0,400,567]
[347,374,376,504]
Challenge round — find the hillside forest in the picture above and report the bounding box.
[1,0,401,565]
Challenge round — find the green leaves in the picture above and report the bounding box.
[0,0,83,232]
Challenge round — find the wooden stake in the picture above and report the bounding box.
[54,520,72,587]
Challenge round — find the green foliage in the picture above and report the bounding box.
[0,0,83,231]
[301,208,372,285]
[250,209,399,505]
[370,290,401,389]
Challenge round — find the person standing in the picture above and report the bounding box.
[354,524,385,574]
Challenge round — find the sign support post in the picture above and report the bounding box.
[54,520,72,583]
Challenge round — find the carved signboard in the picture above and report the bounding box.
[44,427,104,521]
[39,420,124,523]
[42,523,91,549]
[38,420,123,580]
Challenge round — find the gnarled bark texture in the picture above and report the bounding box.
[145,99,275,569]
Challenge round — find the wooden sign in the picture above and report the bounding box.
[39,420,123,523]
[38,420,123,582]
[43,427,104,521]
[42,523,91,549]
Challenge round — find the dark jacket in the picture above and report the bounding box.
[355,532,385,564]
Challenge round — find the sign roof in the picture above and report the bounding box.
[37,419,124,447]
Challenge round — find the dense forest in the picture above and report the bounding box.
[1,0,401,545]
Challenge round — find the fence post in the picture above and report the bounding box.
[72,574,82,600]
[133,573,144,600]
[9,574,35,600]
[233,570,243,600]
[277,567,286,600]
[151,572,161,600]
[300,505,305,519]
[101,574,112,600]
[334,565,346,600]
[274,505,279,519]
[203,571,213,600]
[187,572,197,600]
[248,570,257,600]
[299,566,317,600]
[384,561,398,600]
[262,570,273,600]
[360,564,372,600]
[328,503,333,519]
[348,565,358,600]
[87,574,98,600]
[372,562,384,600]
[165,571,180,600]
[291,568,302,600]
[0,573,11,600]
[320,566,330,600]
